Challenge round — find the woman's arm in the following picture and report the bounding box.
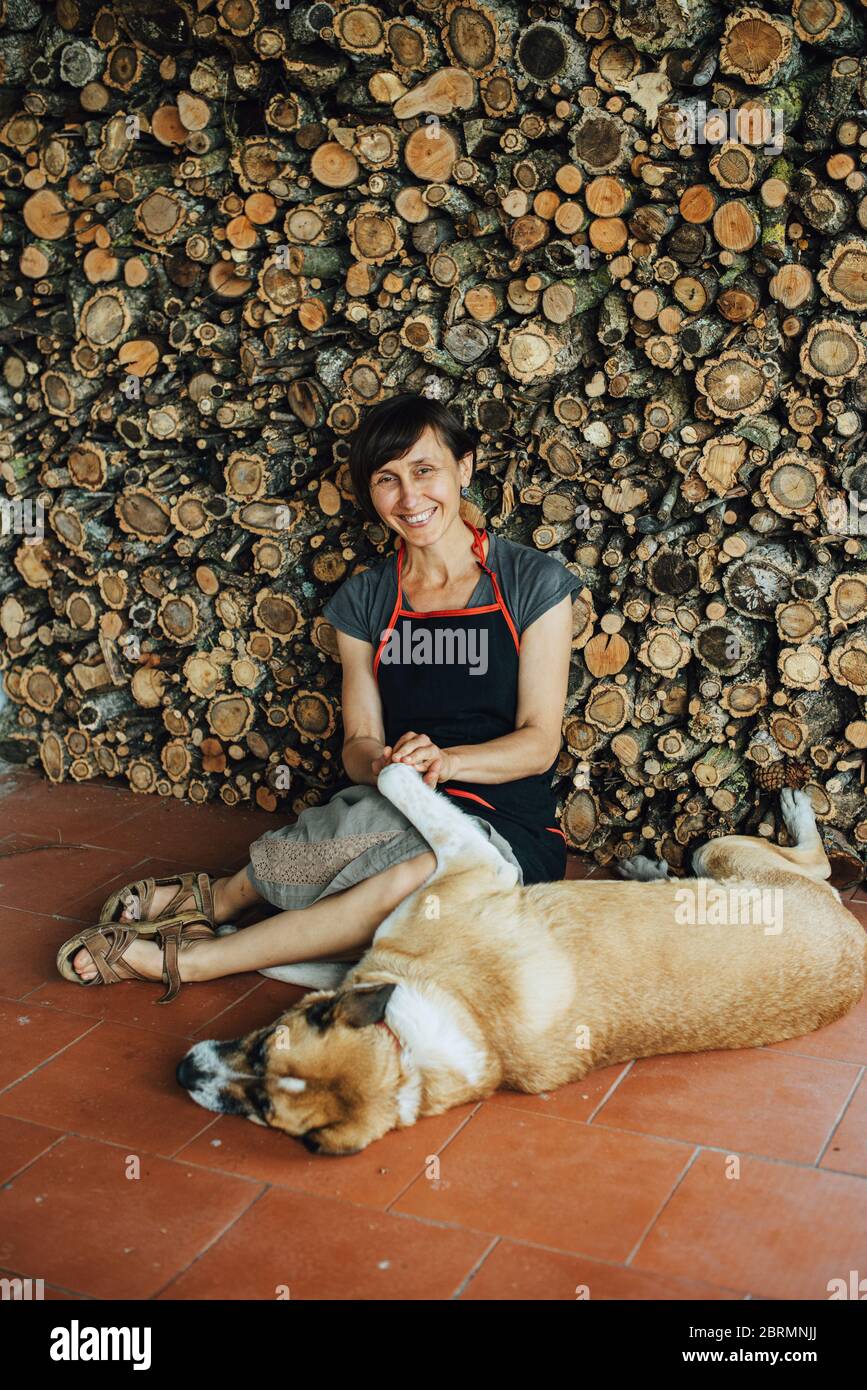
[441,594,573,783]
[335,629,389,786]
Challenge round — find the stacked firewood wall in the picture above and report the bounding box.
[1,0,867,874]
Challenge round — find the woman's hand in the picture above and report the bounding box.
[372,732,457,787]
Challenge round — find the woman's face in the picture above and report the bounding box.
[368,425,472,546]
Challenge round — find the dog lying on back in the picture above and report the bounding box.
[177,766,866,1155]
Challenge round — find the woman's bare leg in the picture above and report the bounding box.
[115,866,265,927]
[213,868,265,922]
[71,850,438,985]
[191,849,437,978]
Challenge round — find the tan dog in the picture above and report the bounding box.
[177,766,866,1155]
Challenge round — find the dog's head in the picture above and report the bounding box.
[176,983,408,1155]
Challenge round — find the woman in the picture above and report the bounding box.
[59,393,580,1001]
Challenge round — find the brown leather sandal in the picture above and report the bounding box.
[99,872,217,930]
[56,912,215,1004]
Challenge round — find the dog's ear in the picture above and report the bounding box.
[305,993,338,1032]
[333,982,396,1029]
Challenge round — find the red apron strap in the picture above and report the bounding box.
[467,521,521,654]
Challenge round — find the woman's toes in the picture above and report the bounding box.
[72,946,97,981]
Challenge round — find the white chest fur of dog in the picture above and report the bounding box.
[178,768,866,1154]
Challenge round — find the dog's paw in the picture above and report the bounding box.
[780,787,816,844]
[377,761,422,793]
[617,855,670,882]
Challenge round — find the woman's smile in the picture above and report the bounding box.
[399,504,438,528]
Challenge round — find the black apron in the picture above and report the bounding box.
[373,518,567,884]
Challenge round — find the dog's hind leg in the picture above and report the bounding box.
[778,787,836,891]
[617,855,671,882]
[690,789,834,891]
[779,788,824,857]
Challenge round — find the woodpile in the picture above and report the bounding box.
[1,0,867,876]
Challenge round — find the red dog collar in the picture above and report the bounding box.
[376,1020,402,1051]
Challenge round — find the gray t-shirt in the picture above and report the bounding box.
[322,531,582,646]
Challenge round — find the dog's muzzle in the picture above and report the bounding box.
[176,1039,246,1114]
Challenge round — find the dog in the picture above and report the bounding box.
[176,765,866,1155]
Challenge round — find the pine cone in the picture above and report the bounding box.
[784,760,811,789]
[754,762,786,791]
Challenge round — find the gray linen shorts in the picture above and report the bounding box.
[246,781,524,912]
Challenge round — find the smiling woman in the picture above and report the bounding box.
[245,395,583,935]
[59,393,581,1000]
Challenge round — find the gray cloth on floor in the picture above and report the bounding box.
[243,781,524,990]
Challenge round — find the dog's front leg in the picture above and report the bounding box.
[376,762,519,889]
[617,855,671,882]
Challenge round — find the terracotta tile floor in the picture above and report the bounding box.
[1,761,865,1301]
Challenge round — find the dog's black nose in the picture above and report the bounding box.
[301,1133,321,1154]
[176,1055,202,1090]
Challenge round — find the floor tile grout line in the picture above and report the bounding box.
[0,1131,67,1191]
[148,1184,273,1301]
[452,1232,757,1298]
[760,1042,867,1064]
[2,837,152,859]
[810,1160,867,1180]
[0,853,182,919]
[0,997,211,1043]
[373,1202,766,1292]
[165,1114,222,1159]
[150,1152,501,1230]
[0,1019,105,1098]
[586,1121,867,1176]
[623,1146,701,1268]
[124,1147,415,1203]
[449,1236,500,1300]
[482,1096,867,1171]
[813,1063,865,1167]
[586,1059,635,1123]
[383,1103,483,1214]
[185,979,273,1034]
[5,1126,277,1173]
[0,905,107,922]
[1,983,308,1042]
[15,984,68,1004]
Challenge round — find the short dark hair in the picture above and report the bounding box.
[348,392,478,525]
